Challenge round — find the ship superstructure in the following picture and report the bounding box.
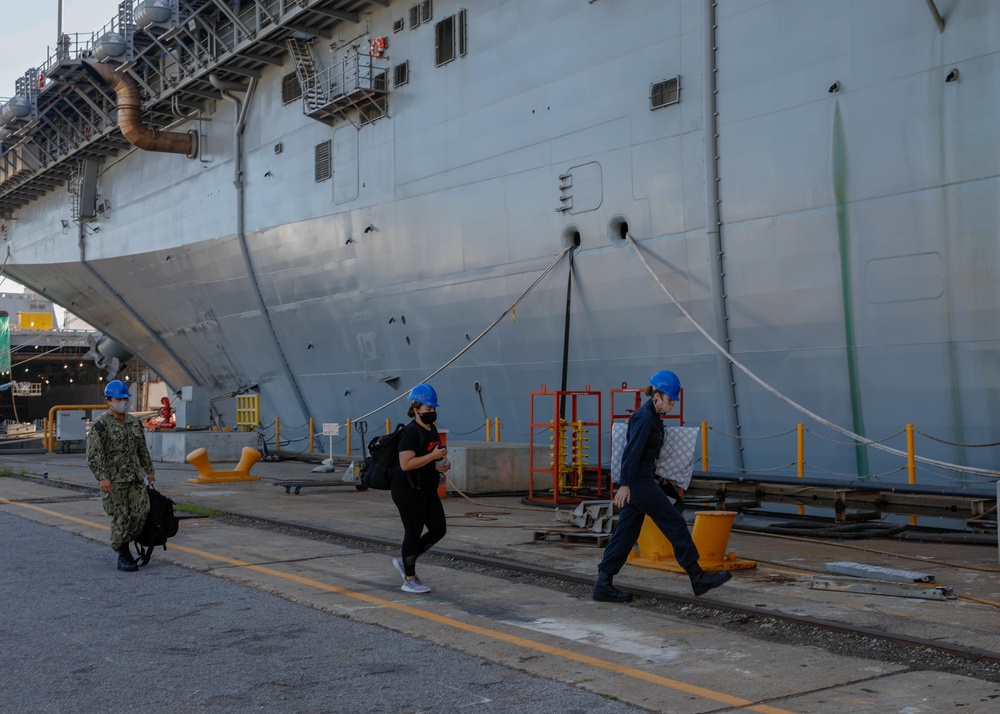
[1,0,998,487]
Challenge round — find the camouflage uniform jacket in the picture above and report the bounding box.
[86,410,154,484]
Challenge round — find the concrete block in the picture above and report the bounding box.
[149,430,259,464]
[446,441,530,494]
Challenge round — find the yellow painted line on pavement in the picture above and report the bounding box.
[0,496,796,714]
[0,497,111,531]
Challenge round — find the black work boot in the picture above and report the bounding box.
[685,561,731,596]
[592,572,633,603]
[116,544,138,572]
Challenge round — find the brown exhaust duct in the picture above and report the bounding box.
[83,59,198,158]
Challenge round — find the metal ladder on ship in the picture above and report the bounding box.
[286,37,326,115]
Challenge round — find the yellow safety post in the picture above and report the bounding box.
[494,417,501,442]
[346,418,352,455]
[797,424,805,478]
[907,423,916,526]
[797,423,805,515]
[907,423,915,485]
[309,418,315,453]
[701,421,709,472]
[486,418,492,442]
[385,417,391,434]
[186,446,262,484]
[628,511,756,573]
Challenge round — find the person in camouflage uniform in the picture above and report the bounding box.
[86,379,156,572]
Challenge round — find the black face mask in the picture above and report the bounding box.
[419,411,438,424]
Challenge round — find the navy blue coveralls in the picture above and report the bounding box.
[598,398,700,575]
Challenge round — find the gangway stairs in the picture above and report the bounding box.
[286,37,329,120]
[286,37,389,127]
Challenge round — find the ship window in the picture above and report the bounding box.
[394,61,409,87]
[421,0,433,23]
[650,77,680,110]
[409,4,421,28]
[393,18,405,33]
[315,140,332,182]
[282,72,302,105]
[435,15,456,66]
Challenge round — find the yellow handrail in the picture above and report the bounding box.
[45,405,108,454]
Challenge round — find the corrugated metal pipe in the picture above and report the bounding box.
[82,60,198,158]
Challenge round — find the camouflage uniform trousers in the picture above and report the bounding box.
[102,480,150,550]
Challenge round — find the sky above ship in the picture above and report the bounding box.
[1,1,118,324]
[1,1,120,98]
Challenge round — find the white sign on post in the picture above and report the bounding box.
[321,423,341,464]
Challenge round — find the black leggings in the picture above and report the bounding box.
[390,481,446,577]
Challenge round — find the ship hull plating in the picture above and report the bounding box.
[3,0,999,486]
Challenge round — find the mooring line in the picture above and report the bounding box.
[625,235,1000,479]
[352,246,573,422]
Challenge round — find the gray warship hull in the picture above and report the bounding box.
[2,0,998,487]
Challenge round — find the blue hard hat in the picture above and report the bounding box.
[104,379,132,399]
[407,383,439,407]
[649,370,681,401]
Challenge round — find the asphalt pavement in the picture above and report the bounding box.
[0,510,646,714]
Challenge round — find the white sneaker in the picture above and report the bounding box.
[401,576,431,594]
[391,557,406,582]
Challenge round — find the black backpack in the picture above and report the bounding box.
[359,424,406,490]
[133,486,180,566]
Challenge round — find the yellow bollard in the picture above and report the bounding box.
[494,417,501,442]
[187,446,262,484]
[691,512,738,566]
[628,511,756,572]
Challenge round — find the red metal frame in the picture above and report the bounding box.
[527,384,604,506]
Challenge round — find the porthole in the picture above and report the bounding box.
[608,215,630,246]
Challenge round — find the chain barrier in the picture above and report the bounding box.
[805,427,905,447]
[915,464,998,486]
[707,458,798,474]
[804,462,906,480]
[914,429,1000,449]
[279,422,311,431]
[449,424,486,437]
[708,425,797,441]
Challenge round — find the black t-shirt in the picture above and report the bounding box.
[397,420,442,491]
